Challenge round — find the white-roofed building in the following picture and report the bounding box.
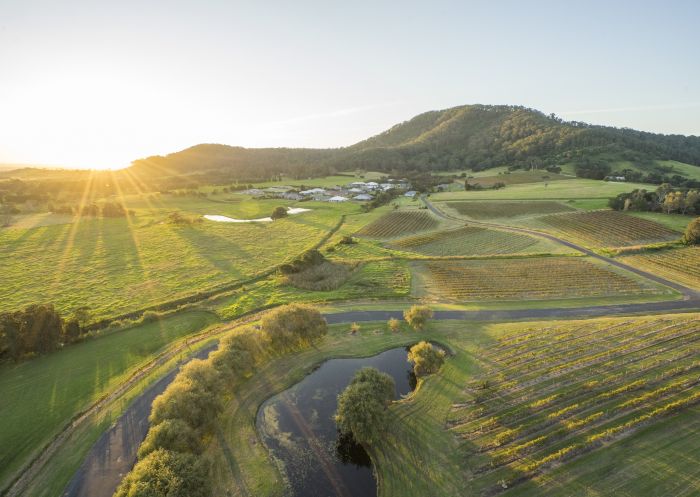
[353,194,373,201]
[328,195,349,202]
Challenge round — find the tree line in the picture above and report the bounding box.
[114,304,328,497]
[0,304,86,361]
[609,185,700,215]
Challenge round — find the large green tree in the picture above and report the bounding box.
[335,367,395,445]
[261,304,328,351]
[403,305,434,330]
[683,217,700,245]
[407,341,446,377]
[113,449,210,497]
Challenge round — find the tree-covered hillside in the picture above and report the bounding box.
[128,105,700,180]
[343,105,700,173]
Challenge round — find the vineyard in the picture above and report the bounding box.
[356,210,440,238]
[448,314,700,495]
[415,257,664,300]
[388,226,549,256]
[539,210,679,247]
[445,201,576,219]
[620,246,700,291]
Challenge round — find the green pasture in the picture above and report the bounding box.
[0,310,218,492]
[0,197,357,319]
[432,178,651,200]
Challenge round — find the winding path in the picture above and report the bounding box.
[48,200,700,497]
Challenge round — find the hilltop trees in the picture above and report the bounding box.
[335,367,396,445]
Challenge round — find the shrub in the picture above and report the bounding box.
[403,305,434,330]
[388,318,401,333]
[683,217,700,245]
[261,304,328,351]
[335,367,395,445]
[137,419,203,459]
[149,374,223,429]
[407,341,445,376]
[113,449,210,497]
[271,206,288,220]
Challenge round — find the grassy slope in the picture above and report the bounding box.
[432,179,651,200]
[626,211,693,232]
[0,310,219,490]
[0,196,355,319]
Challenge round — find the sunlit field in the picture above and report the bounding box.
[0,192,358,320]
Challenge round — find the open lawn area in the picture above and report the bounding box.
[0,196,357,320]
[206,313,700,497]
[432,178,651,200]
[0,310,219,492]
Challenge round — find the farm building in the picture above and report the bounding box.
[300,187,326,196]
[353,194,373,201]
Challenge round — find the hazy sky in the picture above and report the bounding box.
[1,0,699,169]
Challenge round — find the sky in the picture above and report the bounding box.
[1,0,699,170]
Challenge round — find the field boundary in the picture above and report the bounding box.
[83,214,347,331]
[422,197,698,300]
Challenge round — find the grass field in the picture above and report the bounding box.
[387,226,569,256]
[356,210,441,238]
[620,246,700,291]
[626,211,695,232]
[0,310,219,491]
[432,178,651,200]
[466,170,575,187]
[411,257,672,301]
[443,200,577,219]
[216,259,412,320]
[0,197,354,320]
[204,313,700,497]
[538,211,680,248]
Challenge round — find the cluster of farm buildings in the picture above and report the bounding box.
[242,179,416,202]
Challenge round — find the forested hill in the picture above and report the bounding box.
[343,105,700,172]
[128,104,700,179]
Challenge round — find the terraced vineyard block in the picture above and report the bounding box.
[539,210,678,247]
[357,210,440,239]
[446,200,576,219]
[416,257,664,300]
[389,226,540,256]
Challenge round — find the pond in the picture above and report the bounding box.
[256,347,416,497]
[204,207,311,223]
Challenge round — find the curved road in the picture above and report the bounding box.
[57,199,699,497]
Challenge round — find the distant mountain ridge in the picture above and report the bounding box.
[130,104,700,178]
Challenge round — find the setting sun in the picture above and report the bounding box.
[1,2,700,497]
